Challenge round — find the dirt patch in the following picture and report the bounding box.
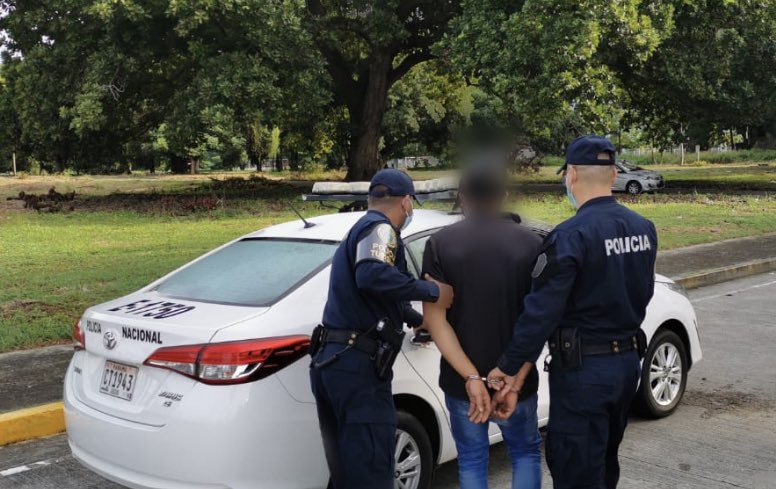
[6,188,76,212]
[0,300,70,319]
[683,386,775,418]
[3,175,305,215]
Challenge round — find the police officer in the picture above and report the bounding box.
[310,169,454,489]
[488,135,658,489]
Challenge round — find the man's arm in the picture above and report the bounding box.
[355,260,439,302]
[353,223,451,305]
[493,230,584,376]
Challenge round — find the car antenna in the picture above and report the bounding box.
[289,201,315,228]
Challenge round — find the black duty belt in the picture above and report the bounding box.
[321,328,379,356]
[581,336,638,356]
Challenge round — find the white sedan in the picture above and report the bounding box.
[64,209,702,489]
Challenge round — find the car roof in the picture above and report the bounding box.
[244,209,462,242]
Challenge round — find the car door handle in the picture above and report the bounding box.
[410,331,433,345]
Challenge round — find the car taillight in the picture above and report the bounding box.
[144,336,310,385]
[73,318,86,350]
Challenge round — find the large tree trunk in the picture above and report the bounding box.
[345,51,392,181]
[170,154,189,174]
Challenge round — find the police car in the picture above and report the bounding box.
[64,181,702,489]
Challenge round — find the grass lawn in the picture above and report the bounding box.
[408,162,776,191]
[1,173,775,352]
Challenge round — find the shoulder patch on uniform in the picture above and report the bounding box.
[356,223,398,265]
[532,253,548,278]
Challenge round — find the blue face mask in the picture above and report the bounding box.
[565,175,578,209]
[401,209,413,231]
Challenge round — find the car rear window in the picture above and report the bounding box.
[154,239,338,306]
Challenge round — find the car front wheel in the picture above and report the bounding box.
[626,181,642,195]
[633,329,688,418]
[395,410,434,489]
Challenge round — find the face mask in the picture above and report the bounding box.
[565,174,578,209]
[401,200,414,231]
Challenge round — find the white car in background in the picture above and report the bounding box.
[64,200,702,489]
[613,160,665,195]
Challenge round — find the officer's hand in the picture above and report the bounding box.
[491,390,518,421]
[411,327,432,347]
[424,274,454,309]
[487,367,510,394]
[465,379,491,424]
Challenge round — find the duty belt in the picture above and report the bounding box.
[581,336,638,356]
[321,328,379,356]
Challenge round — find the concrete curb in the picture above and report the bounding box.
[0,402,65,446]
[673,258,776,290]
[0,257,774,448]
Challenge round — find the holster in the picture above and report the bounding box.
[309,325,325,358]
[635,329,648,359]
[546,327,582,372]
[373,318,405,380]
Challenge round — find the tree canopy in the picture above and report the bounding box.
[1,0,775,176]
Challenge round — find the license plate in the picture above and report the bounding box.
[99,361,138,401]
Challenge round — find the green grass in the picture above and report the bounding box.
[2,186,776,352]
[655,164,776,191]
[624,148,776,166]
[406,163,776,190]
[0,212,278,352]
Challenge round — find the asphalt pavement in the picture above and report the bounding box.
[1,272,775,489]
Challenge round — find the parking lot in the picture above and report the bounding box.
[1,273,775,489]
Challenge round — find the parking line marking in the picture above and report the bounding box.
[692,279,776,303]
[0,457,68,477]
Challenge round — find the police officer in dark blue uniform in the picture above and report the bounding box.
[488,135,658,489]
[310,169,454,489]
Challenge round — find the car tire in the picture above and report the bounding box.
[626,181,642,195]
[395,410,434,489]
[633,329,688,418]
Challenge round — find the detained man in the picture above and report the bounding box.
[420,166,543,489]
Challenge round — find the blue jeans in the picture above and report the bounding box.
[446,393,542,489]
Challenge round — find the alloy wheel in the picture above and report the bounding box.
[649,342,683,406]
[394,429,422,489]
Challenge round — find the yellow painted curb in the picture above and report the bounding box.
[0,402,65,446]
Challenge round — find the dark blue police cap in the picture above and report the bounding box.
[559,135,616,173]
[369,169,416,197]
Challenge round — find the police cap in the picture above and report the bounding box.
[558,135,616,174]
[369,169,416,197]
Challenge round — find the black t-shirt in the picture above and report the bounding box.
[422,213,542,401]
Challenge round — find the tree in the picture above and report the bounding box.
[444,0,677,147]
[619,0,776,149]
[304,0,461,180]
[0,0,329,173]
[382,61,478,161]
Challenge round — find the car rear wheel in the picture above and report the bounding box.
[626,180,642,195]
[395,410,434,489]
[633,329,688,418]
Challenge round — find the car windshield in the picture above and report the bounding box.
[618,161,642,171]
[154,238,338,306]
